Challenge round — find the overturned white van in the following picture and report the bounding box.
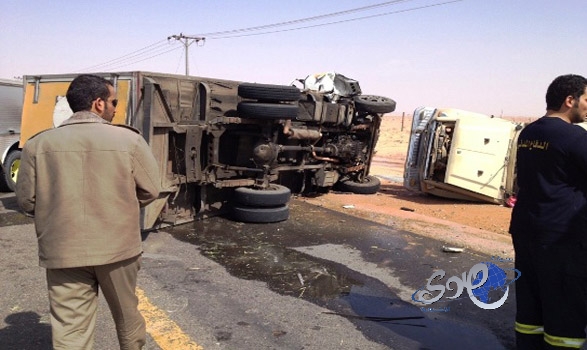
[404,107,526,205]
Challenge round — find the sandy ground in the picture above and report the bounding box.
[301,114,517,259]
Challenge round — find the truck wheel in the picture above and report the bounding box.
[336,175,381,194]
[232,204,289,223]
[237,102,299,119]
[1,150,21,192]
[233,184,291,207]
[238,83,301,102]
[353,95,396,114]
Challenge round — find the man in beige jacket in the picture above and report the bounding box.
[16,74,161,349]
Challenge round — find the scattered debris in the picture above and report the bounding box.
[342,205,355,209]
[10,305,21,312]
[214,330,232,341]
[273,330,287,338]
[297,272,305,286]
[442,246,465,253]
[322,311,425,326]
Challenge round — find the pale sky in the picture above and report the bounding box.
[1,0,586,117]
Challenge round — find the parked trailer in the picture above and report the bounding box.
[18,72,395,229]
[0,79,23,192]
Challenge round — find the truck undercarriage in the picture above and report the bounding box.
[18,72,395,228]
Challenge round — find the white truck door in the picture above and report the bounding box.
[444,117,516,199]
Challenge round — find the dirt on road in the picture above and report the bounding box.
[300,114,516,259]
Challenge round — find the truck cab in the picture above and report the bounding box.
[404,107,524,205]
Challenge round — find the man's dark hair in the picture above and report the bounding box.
[546,74,587,111]
[66,74,113,112]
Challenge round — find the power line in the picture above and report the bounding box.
[80,44,182,72]
[78,39,175,72]
[191,0,413,38]
[174,47,186,75]
[79,0,463,72]
[100,46,183,70]
[203,0,464,40]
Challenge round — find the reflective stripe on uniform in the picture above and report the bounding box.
[544,333,585,348]
[515,321,544,335]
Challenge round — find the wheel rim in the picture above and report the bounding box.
[10,159,19,183]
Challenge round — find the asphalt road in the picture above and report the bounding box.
[0,192,516,349]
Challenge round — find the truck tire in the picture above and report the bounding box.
[233,184,291,207]
[237,102,299,119]
[353,95,396,114]
[336,175,381,195]
[0,166,9,192]
[232,204,289,223]
[1,150,21,192]
[238,83,301,102]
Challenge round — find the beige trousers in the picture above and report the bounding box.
[46,255,146,350]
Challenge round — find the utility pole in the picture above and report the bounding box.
[167,33,205,76]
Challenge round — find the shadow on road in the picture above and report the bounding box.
[0,311,52,349]
[0,194,20,212]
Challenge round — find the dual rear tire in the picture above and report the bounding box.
[237,83,300,120]
[232,84,296,223]
[232,184,291,223]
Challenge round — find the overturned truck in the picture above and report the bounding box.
[18,72,395,228]
[404,107,525,205]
